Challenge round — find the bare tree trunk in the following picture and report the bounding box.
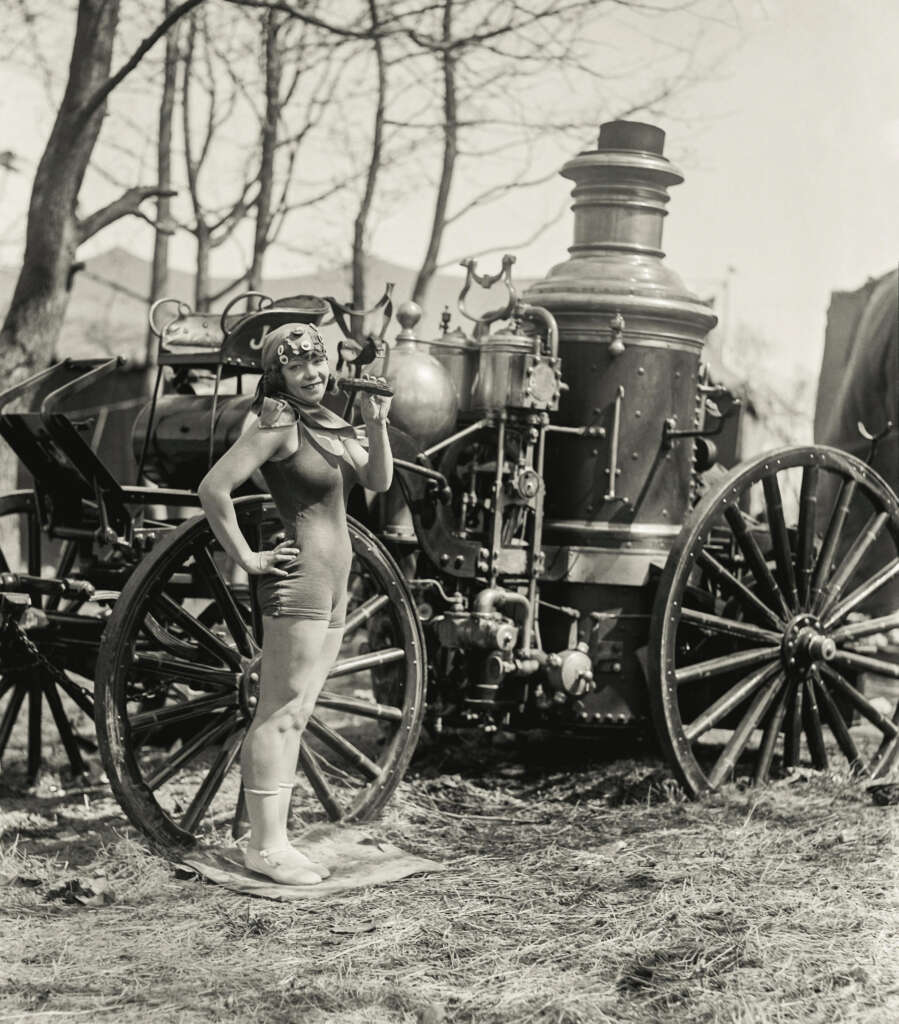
[0,0,121,378]
[195,223,212,311]
[146,0,181,367]
[247,9,283,300]
[181,12,210,312]
[351,0,387,336]
[412,0,456,306]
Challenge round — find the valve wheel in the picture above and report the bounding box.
[94,496,426,853]
[650,446,899,795]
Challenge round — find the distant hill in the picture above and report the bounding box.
[0,248,491,365]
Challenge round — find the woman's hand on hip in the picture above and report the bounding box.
[245,540,299,576]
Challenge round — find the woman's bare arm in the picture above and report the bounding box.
[198,421,297,573]
[346,422,393,492]
[346,389,393,492]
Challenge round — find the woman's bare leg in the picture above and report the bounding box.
[240,617,344,882]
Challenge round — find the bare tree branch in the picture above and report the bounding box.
[77,185,177,243]
[445,168,558,225]
[76,0,206,131]
[439,195,568,268]
[224,0,372,39]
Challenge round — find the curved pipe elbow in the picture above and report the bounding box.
[473,587,530,626]
[516,303,559,361]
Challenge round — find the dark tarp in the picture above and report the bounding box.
[816,269,898,614]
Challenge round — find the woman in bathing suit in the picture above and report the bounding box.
[198,322,393,885]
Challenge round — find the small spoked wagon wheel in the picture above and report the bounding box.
[650,446,899,796]
[94,496,426,853]
[0,490,102,784]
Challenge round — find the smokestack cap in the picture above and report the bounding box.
[597,121,665,155]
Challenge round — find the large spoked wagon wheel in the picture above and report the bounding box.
[94,496,426,854]
[650,446,899,796]
[0,490,103,784]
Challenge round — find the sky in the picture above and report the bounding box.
[1,0,897,384]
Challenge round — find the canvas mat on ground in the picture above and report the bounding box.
[179,823,445,900]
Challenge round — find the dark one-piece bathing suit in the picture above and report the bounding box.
[255,401,360,628]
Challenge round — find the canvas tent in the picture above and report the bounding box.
[816,268,898,615]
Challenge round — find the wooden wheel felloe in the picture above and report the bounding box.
[94,496,426,853]
[649,446,899,796]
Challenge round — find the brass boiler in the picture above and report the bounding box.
[522,120,718,722]
[524,120,717,570]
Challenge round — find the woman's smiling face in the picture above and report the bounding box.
[281,354,329,405]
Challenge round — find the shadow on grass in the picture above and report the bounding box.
[408,725,688,810]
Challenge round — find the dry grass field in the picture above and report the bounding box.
[1,716,897,1024]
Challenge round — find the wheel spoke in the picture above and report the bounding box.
[298,742,344,821]
[130,692,238,733]
[193,547,255,657]
[818,664,898,737]
[675,646,780,686]
[869,727,899,778]
[680,608,782,645]
[822,558,899,630]
[0,682,26,760]
[243,522,265,644]
[232,784,250,840]
[762,474,799,609]
[697,551,784,630]
[132,653,240,692]
[802,678,828,769]
[316,690,403,722]
[812,668,862,771]
[344,593,390,635]
[248,577,264,652]
[809,479,856,610]
[707,672,784,787]
[754,683,791,785]
[684,663,782,741]
[795,465,819,607]
[305,715,383,781]
[816,511,889,619]
[180,726,244,834]
[145,713,236,790]
[152,593,242,668]
[43,678,87,775]
[724,506,791,618]
[42,668,94,718]
[0,678,14,708]
[326,647,406,680]
[830,649,899,681]
[783,679,803,769]
[27,681,42,782]
[144,613,198,658]
[831,609,899,644]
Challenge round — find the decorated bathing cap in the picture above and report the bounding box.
[259,322,327,371]
[252,321,329,415]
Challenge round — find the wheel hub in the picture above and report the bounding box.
[239,654,262,718]
[781,614,836,674]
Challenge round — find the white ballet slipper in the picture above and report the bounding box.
[244,845,323,886]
